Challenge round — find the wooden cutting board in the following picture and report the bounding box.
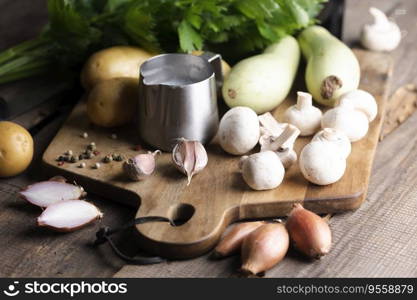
[42,49,392,259]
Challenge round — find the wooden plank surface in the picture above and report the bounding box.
[0,0,417,277]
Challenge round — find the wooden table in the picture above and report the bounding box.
[1,0,416,278]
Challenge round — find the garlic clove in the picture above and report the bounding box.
[213,221,265,258]
[37,200,103,232]
[172,139,208,185]
[312,128,351,159]
[20,181,85,207]
[286,203,332,258]
[123,150,160,181]
[241,223,289,276]
[361,7,401,52]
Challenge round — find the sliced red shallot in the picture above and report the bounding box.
[37,200,103,232]
[20,181,85,207]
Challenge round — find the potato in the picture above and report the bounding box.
[87,77,138,127]
[0,121,34,177]
[81,46,153,90]
[191,50,231,78]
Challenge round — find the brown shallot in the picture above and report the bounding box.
[213,221,265,258]
[241,223,289,276]
[286,203,332,258]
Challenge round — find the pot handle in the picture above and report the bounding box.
[199,52,223,91]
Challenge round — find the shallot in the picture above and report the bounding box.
[20,181,85,207]
[37,200,103,232]
[213,221,265,258]
[286,204,332,258]
[241,223,289,276]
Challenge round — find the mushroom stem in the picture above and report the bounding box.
[258,112,286,136]
[296,92,313,110]
[369,7,390,30]
[271,124,300,150]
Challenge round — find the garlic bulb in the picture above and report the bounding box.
[361,7,401,52]
[172,139,208,185]
[123,150,160,181]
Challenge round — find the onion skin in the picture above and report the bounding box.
[213,221,265,258]
[241,223,289,276]
[286,204,332,258]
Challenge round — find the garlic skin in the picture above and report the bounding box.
[312,128,351,159]
[20,181,85,207]
[213,221,265,258]
[286,204,332,258]
[299,141,346,185]
[172,139,208,185]
[361,7,401,52]
[37,200,103,232]
[284,92,322,136]
[123,151,160,181]
[321,103,369,142]
[337,89,378,122]
[241,223,289,275]
[240,151,285,191]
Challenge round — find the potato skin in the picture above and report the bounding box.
[0,121,34,177]
[87,77,138,127]
[81,46,153,90]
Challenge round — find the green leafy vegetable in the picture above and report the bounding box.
[0,0,326,85]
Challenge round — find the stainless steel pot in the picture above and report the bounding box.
[138,52,222,151]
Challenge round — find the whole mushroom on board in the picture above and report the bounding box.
[239,151,285,191]
[321,101,369,142]
[312,128,351,159]
[284,91,322,136]
[218,106,260,155]
[258,112,288,152]
[299,141,346,185]
[336,89,378,122]
[361,7,401,52]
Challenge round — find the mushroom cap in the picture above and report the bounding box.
[241,151,284,190]
[299,141,346,185]
[312,128,351,159]
[284,105,322,136]
[218,106,260,155]
[321,106,369,142]
[337,89,378,122]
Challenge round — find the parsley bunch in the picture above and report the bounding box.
[0,0,326,85]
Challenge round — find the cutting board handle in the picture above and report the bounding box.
[134,200,234,259]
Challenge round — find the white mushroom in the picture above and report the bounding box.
[321,102,369,142]
[258,112,287,151]
[299,141,346,185]
[337,89,378,122]
[361,7,401,52]
[218,106,260,155]
[312,128,351,159]
[284,92,322,136]
[239,151,285,190]
[269,124,300,168]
